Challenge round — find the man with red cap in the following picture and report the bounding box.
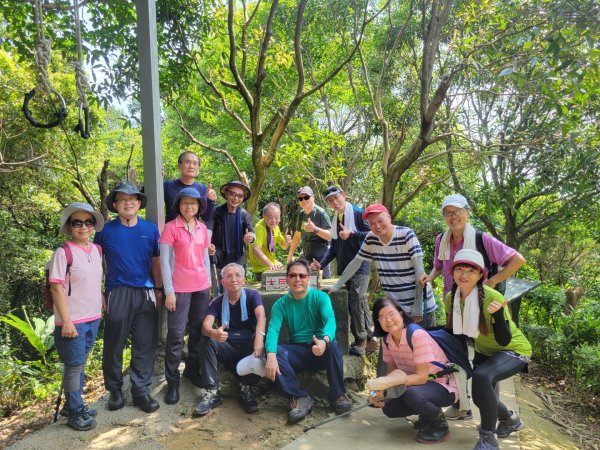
[329,203,436,325]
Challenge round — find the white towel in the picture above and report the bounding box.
[452,288,480,339]
[438,222,477,260]
[330,201,357,239]
[452,367,471,411]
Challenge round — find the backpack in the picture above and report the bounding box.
[405,323,473,378]
[44,243,102,310]
[437,229,506,294]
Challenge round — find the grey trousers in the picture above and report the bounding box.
[346,273,372,343]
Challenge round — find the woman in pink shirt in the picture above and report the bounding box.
[366,296,457,445]
[50,202,104,431]
[160,187,215,404]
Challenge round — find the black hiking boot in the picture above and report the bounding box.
[239,385,259,413]
[67,409,97,431]
[415,411,450,444]
[107,390,125,411]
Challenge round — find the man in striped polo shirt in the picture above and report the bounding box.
[329,204,436,325]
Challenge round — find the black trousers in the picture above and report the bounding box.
[103,286,158,397]
[198,336,260,389]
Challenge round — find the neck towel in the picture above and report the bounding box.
[221,288,248,326]
[267,227,275,252]
[223,207,243,257]
[452,287,480,338]
[438,222,476,261]
[330,202,357,239]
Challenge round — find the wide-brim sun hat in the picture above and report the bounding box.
[236,354,266,377]
[172,187,207,216]
[59,202,105,235]
[442,194,469,212]
[105,182,148,213]
[451,248,488,277]
[220,180,251,201]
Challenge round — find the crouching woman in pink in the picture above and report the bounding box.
[49,203,105,431]
[367,296,457,445]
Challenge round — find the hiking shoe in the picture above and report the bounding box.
[366,337,380,354]
[332,394,353,415]
[288,395,314,423]
[444,405,473,420]
[412,415,427,431]
[165,383,180,405]
[349,340,366,356]
[193,389,222,416]
[496,409,524,438]
[107,390,125,411]
[472,429,499,450]
[239,385,259,414]
[60,404,97,418]
[415,411,450,444]
[133,393,160,413]
[67,409,97,431]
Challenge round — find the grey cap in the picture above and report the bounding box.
[298,186,314,197]
[105,182,147,213]
[323,185,344,199]
[59,202,105,235]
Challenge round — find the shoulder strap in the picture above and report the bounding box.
[406,322,420,351]
[94,243,102,256]
[61,243,73,296]
[475,230,490,269]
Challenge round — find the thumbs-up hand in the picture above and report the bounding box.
[243,229,254,245]
[312,335,326,356]
[206,183,217,201]
[285,228,292,244]
[338,222,352,240]
[304,218,316,233]
[310,258,321,271]
[214,322,228,342]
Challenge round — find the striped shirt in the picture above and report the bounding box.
[382,328,458,396]
[357,226,435,313]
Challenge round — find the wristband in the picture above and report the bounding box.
[257,331,266,337]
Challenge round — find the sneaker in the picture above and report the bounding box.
[67,409,97,431]
[444,405,473,420]
[239,385,259,414]
[472,429,499,450]
[365,337,380,354]
[193,389,222,416]
[349,340,366,356]
[496,409,524,438]
[332,394,353,415]
[288,395,314,423]
[60,404,98,418]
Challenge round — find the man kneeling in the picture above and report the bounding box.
[195,263,266,416]
[265,259,353,423]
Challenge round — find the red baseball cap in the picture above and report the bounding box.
[362,203,389,220]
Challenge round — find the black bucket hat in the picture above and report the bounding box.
[105,182,148,213]
[219,181,251,201]
[172,187,207,217]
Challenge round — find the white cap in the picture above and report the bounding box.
[451,248,488,277]
[442,194,469,212]
[236,355,266,377]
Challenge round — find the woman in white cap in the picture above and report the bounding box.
[447,249,531,450]
[49,203,104,431]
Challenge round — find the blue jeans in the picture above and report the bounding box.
[54,319,100,413]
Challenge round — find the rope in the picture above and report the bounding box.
[72,0,89,109]
[33,0,52,94]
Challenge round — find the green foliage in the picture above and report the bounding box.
[573,344,600,396]
[520,284,565,327]
[0,313,54,364]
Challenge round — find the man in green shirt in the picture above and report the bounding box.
[265,259,352,423]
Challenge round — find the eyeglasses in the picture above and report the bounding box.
[377,311,400,323]
[298,195,310,201]
[442,208,466,218]
[227,191,245,199]
[115,198,139,205]
[287,273,309,279]
[70,219,96,229]
[223,273,244,280]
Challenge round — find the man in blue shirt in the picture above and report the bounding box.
[94,182,162,414]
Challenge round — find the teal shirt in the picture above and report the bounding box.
[266,287,337,353]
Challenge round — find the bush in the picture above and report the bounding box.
[573,344,600,397]
[520,284,565,328]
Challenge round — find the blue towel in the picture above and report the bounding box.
[221,288,248,326]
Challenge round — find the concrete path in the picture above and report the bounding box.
[283,378,521,450]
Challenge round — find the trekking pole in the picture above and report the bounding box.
[52,383,64,423]
[302,402,371,433]
[210,255,221,296]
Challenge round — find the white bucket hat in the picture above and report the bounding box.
[236,355,266,378]
[59,202,105,235]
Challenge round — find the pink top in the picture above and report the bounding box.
[49,241,103,326]
[434,232,516,299]
[159,216,210,292]
[382,328,458,397]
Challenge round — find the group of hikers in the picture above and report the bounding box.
[49,150,531,450]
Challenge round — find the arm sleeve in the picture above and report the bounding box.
[331,256,363,291]
[412,255,425,317]
[491,309,512,346]
[265,300,284,353]
[354,210,370,240]
[160,243,175,295]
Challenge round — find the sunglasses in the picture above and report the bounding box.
[287,273,309,279]
[70,219,96,229]
[298,195,310,201]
